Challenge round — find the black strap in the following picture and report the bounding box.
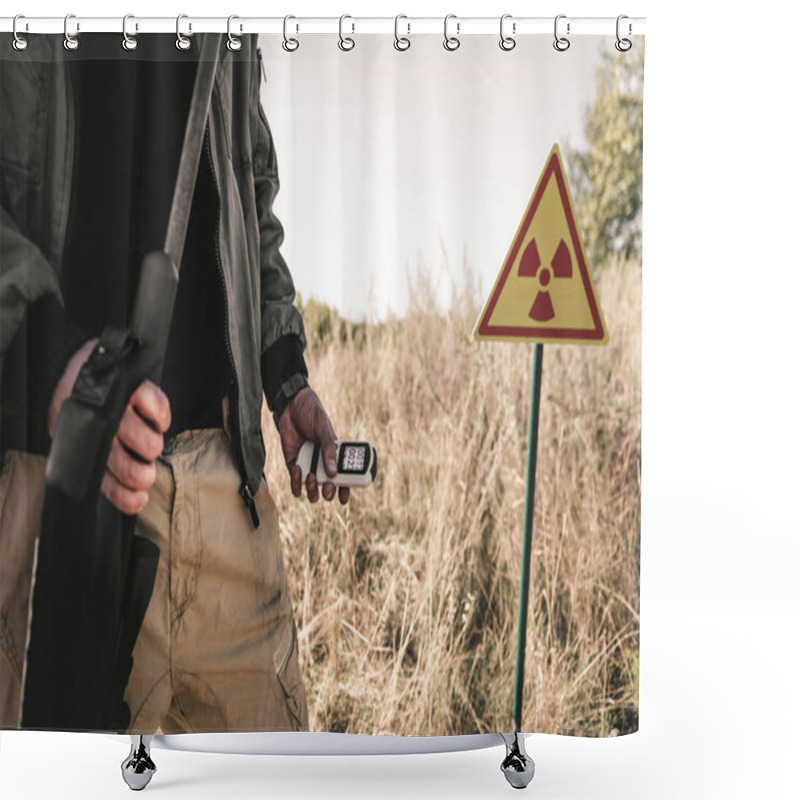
[310,442,322,477]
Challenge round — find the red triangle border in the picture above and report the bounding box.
[477,151,605,342]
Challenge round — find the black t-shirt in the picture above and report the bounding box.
[60,34,230,435]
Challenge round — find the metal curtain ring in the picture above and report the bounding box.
[122,14,138,51]
[394,14,410,51]
[227,15,242,51]
[499,14,516,51]
[282,15,299,51]
[176,13,191,50]
[12,14,28,51]
[338,14,355,51]
[443,14,460,51]
[63,13,79,51]
[553,14,570,52]
[615,14,632,52]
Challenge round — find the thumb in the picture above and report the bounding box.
[321,423,338,477]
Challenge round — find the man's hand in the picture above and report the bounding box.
[48,338,172,515]
[278,386,350,505]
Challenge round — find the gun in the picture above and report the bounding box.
[21,253,177,730]
[21,34,222,731]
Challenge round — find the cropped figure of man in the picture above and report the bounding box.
[0,33,344,732]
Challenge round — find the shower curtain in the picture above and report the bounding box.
[0,25,643,739]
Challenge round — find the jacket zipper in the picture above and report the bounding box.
[203,122,260,529]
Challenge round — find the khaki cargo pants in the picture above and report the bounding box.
[0,428,308,733]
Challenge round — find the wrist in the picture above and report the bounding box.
[261,335,308,408]
[272,372,310,431]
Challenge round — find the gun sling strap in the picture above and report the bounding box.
[166,33,223,273]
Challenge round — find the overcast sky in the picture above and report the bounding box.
[259,33,608,320]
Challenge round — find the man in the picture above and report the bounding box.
[0,32,344,732]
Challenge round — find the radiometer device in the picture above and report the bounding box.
[297,440,377,488]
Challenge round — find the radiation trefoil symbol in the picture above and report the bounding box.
[518,238,572,322]
[473,143,608,346]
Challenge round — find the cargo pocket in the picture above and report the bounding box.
[254,474,278,532]
[273,618,307,731]
[0,451,25,684]
[249,477,287,616]
[1,450,43,722]
[0,448,15,500]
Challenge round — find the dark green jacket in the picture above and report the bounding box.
[0,34,306,505]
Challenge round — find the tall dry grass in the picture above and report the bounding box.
[262,257,641,737]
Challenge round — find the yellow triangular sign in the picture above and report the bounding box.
[474,144,608,345]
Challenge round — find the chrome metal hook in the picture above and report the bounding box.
[500,732,535,789]
[553,14,570,52]
[615,15,632,52]
[282,15,299,52]
[121,736,156,791]
[500,14,516,51]
[176,13,191,50]
[394,14,410,51]
[63,13,79,51]
[443,14,460,51]
[122,14,138,51]
[227,15,242,51]
[12,14,28,51]
[338,14,355,51]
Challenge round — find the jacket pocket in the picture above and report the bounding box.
[273,618,307,731]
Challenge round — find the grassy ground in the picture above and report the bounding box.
[262,257,641,737]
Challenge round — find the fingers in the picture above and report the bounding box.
[117,406,164,463]
[321,429,338,479]
[103,432,160,516]
[306,472,320,503]
[291,465,302,498]
[102,380,170,515]
[297,475,349,505]
[280,387,348,504]
[107,436,157,491]
[317,413,337,503]
[101,469,150,516]
[130,380,171,434]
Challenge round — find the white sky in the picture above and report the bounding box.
[259,33,607,320]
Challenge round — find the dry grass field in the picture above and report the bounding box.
[262,257,641,737]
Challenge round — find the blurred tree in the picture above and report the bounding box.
[569,46,644,269]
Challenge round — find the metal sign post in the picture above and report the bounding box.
[474,144,609,788]
[513,342,544,733]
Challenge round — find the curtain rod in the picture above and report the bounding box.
[1,16,646,37]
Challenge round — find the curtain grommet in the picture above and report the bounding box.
[443,14,460,51]
[12,14,28,51]
[499,14,516,51]
[338,14,355,51]
[282,15,299,52]
[63,13,79,51]
[227,15,242,51]
[553,14,570,52]
[394,14,411,51]
[176,13,192,51]
[615,15,632,52]
[122,14,138,51]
